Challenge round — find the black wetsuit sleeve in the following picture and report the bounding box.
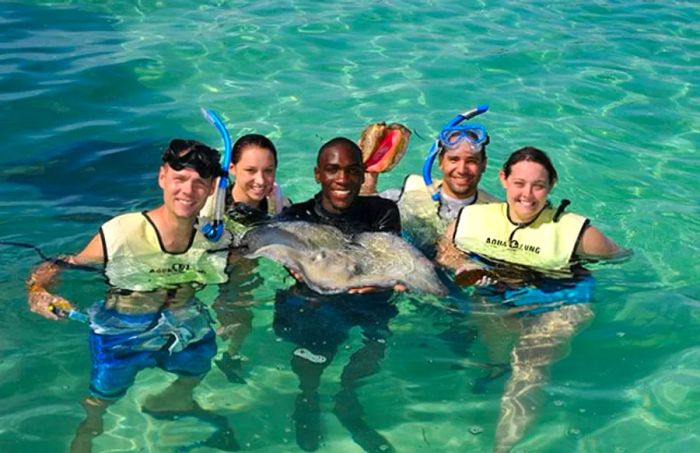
[371,198,401,235]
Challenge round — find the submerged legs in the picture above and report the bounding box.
[70,377,239,453]
[289,338,394,453]
[333,338,394,453]
[291,351,333,451]
[70,396,111,453]
[142,376,240,451]
[215,305,253,384]
[494,304,593,452]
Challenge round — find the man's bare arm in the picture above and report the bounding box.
[27,234,104,320]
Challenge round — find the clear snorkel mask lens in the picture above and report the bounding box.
[438,124,489,151]
[163,139,221,179]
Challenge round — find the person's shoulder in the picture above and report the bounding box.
[378,187,401,201]
[359,194,399,209]
[405,173,423,185]
[359,195,400,219]
[358,195,401,234]
[279,198,315,220]
[100,212,149,251]
[285,197,314,211]
[476,189,501,204]
[102,211,144,229]
[456,201,501,223]
[466,200,503,213]
[555,209,588,228]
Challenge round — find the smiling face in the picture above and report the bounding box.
[231,145,277,208]
[314,142,364,214]
[438,140,486,199]
[159,164,215,220]
[499,160,552,223]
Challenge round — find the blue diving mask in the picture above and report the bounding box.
[439,124,489,150]
[422,104,489,201]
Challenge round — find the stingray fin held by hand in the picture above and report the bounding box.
[358,122,411,173]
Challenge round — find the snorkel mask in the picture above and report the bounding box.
[200,108,233,242]
[438,124,489,150]
[162,139,221,179]
[422,105,489,201]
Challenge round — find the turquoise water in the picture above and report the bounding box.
[1,0,698,451]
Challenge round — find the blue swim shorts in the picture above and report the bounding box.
[88,329,216,400]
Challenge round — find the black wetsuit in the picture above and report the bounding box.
[274,193,402,355]
[224,189,272,226]
[279,193,401,235]
[275,193,403,451]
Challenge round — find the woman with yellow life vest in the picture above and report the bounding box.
[204,133,291,383]
[437,146,629,453]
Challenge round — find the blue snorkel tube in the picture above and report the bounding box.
[200,107,232,242]
[422,104,489,201]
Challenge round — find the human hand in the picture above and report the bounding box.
[287,268,304,283]
[347,283,406,295]
[28,287,74,320]
[473,275,497,287]
[454,266,496,287]
[347,286,377,295]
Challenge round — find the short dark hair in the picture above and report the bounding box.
[317,137,362,166]
[502,146,558,186]
[231,133,278,166]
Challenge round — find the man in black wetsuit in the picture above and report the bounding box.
[282,136,400,236]
[275,137,402,452]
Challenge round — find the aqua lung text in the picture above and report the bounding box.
[485,237,541,254]
[149,263,192,274]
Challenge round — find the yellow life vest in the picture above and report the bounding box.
[101,212,229,291]
[398,174,498,252]
[453,202,589,271]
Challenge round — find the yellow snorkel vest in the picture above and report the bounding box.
[398,174,498,253]
[101,212,229,291]
[453,203,589,271]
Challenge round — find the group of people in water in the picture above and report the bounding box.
[26,108,627,452]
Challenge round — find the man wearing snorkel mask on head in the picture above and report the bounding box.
[26,139,239,453]
[360,109,499,258]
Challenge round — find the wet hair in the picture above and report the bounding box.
[162,139,221,179]
[438,131,489,160]
[231,134,278,166]
[316,137,363,166]
[502,146,558,186]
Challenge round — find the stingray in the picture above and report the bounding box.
[236,221,447,295]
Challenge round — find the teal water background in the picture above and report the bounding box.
[1,1,698,451]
